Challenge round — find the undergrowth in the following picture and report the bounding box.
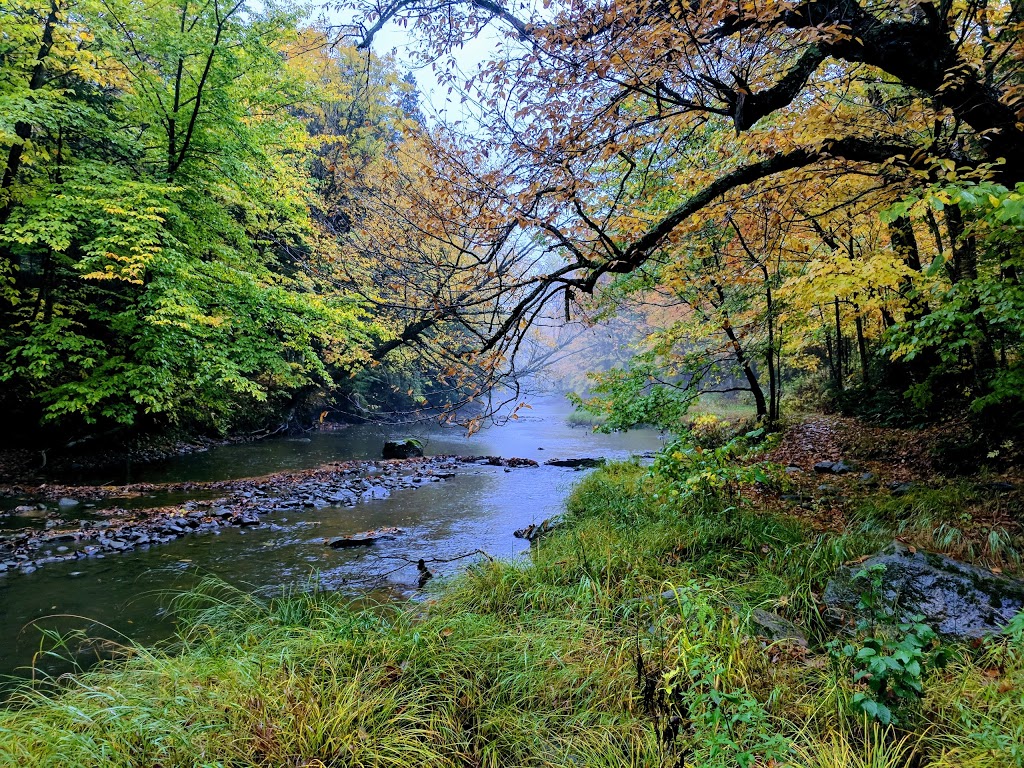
[1,460,1023,767]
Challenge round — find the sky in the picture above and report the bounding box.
[318,4,511,122]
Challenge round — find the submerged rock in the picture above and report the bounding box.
[544,457,605,469]
[326,526,403,549]
[382,439,424,459]
[361,485,390,500]
[824,542,1024,638]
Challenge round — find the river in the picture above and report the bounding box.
[0,398,663,684]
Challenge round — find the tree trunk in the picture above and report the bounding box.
[854,304,869,388]
[0,0,60,229]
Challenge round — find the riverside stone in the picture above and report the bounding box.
[825,542,1024,638]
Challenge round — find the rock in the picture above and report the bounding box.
[326,527,402,548]
[544,457,605,469]
[361,485,390,500]
[784,465,803,474]
[13,505,34,513]
[382,438,424,459]
[58,497,80,508]
[889,481,915,497]
[814,460,854,474]
[417,558,433,588]
[505,457,538,468]
[824,542,1024,638]
[514,518,559,541]
[749,608,808,647]
[859,472,879,487]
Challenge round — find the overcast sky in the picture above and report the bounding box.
[316,6,509,122]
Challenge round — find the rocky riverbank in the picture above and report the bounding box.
[0,454,541,577]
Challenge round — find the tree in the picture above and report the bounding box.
[343,0,1024,424]
[0,0,372,439]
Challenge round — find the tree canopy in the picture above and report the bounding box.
[343,0,1024,429]
[3,0,1023,446]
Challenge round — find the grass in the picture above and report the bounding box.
[687,392,758,423]
[1,461,1024,767]
[565,409,609,428]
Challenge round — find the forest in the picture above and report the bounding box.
[2,0,1024,765]
[2,0,1022,451]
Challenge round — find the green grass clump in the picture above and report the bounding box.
[565,409,610,428]
[2,461,1024,767]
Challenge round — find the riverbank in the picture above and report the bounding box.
[0,431,273,486]
[2,422,1023,767]
[0,455,546,577]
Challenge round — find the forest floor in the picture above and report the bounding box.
[0,416,1022,767]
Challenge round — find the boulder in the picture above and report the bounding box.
[544,457,605,469]
[824,542,1024,638]
[382,438,424,459]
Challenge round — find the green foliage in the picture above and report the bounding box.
[882,181,1024,422]
[570,358,694,433]
[0,0,399,437]
[660,585,793,767]
[828,565,947,726]
[653,429,779,506]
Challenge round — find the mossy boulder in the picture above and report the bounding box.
[825,542,1024,638]
[382,438,424,459]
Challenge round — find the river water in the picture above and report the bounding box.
[0,398,662,683]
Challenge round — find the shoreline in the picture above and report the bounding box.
[0,454,540,578]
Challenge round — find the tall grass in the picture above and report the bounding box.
[1,462,1023,767]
